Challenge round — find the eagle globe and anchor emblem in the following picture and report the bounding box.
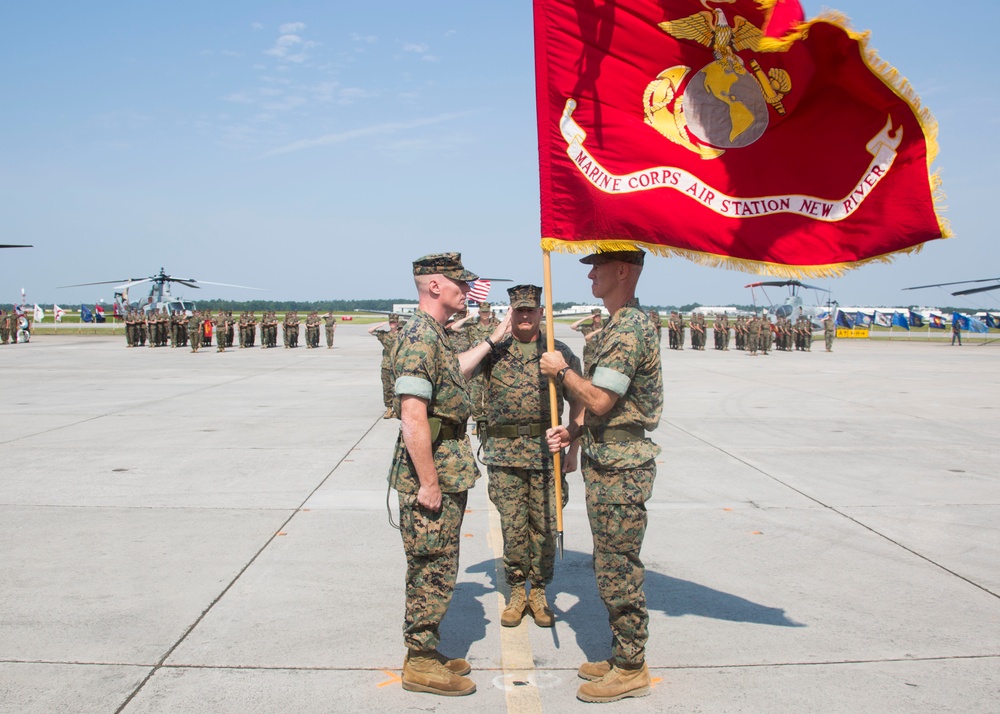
[645,0,793,160]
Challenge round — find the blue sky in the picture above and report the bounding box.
[3,1,998,310]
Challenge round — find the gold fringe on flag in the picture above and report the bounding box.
[541,236,934,280]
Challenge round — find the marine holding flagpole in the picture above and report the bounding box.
[540,248,662,703]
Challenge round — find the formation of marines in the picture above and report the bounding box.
[121,308,338,351]
[660,312,832,355]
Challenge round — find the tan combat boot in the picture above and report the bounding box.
[577,658,613,681]
[382,407,394,419]
[428,649,471,676]
[402,650,476,696]
[501,585,527,627]
[527,586,554,627]
[576,663,651,703]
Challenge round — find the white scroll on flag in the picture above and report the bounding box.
[33,304,44,323]
[467,279,491,303]
[53,304,66,322]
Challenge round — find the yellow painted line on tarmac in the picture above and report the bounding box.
[487,500,544,714]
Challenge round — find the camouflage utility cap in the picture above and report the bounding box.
[412,252,478,281]
[478,301,491,310]
[579,249,645,266]
[591,308,602,316]
[508,284,542,310]
[389,313,400,322]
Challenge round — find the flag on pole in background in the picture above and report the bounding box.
[81,305,93,323]
[986,313,999,329]
[891,312,909,330]
[534,0,948,275]
[854,312,872,327]
[95,305,106,323]
[467,279,491,303]
[908,310,924,328]
[929,314,945,329]
[53,304,66,322]
[836,311,853,329]
[33,304,44,323]
[873,311,892,328]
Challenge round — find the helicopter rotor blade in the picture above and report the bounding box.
[904,278,1000,290]
[951,284,1000,297]
[190,280,266,290]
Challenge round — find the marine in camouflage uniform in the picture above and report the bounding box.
[305,311,320,348]
[824,315,836,351]
[0,310,8,345]
[324,311,336,348]
[188,310,202,352]
[388,252,509,697]
[370,314,402,418]
[541,249,662,703]
[571,309,605,373]
[479,285,582,629]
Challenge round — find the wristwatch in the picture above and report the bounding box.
[556,367,569,383]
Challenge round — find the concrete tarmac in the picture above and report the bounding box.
[1,328,997,713]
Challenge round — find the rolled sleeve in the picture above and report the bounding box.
[395,375,433,400]
[592,366,630,397]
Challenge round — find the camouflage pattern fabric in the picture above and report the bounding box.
[397,490,468,652]
[388,308,478,493]
[479,335,579,587]
[488,466,560,587]
[578,322,601,373]
[388,308,479,655]
[581,298,662,667]
[375,329,399,409]
[480,336,580,469]
[463,317,499,420]
[584,459,654,667]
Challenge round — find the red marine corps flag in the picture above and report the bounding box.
[534,0,949,276]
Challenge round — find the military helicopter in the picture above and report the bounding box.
[745,279,838,328]
[59,267,263,316]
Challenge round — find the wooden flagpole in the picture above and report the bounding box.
[542,249,564,558]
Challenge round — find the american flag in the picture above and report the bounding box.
[467,279,491,303]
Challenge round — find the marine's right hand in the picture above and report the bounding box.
[545,425,570,453]
[417,483,442,511]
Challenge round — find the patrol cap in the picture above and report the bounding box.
[579,249,645,266]
[389,313,400,322]
[478,301,491,310]
[591,308,602,316]
[507,284,542,310]
[412,252,479,281]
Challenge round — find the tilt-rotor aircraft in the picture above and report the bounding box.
[59,267,263,316]
[745,280,838,328]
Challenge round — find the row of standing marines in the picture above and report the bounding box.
[372,250,662,703]
[122,309,337,351]
[665,313,836,353]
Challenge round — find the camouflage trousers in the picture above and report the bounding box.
[380,366,393,408]
[583,457,655,667]
[825,333,834,351]
[487,466,559,588]
[325,326,335,348]
[398,490,468,652]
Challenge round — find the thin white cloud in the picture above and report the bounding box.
[252,22,264,31]
[351,33,377,44]
[279,22,306,34]
[403,43,428,53]
[259,113,472,158]
[223,92,256,104]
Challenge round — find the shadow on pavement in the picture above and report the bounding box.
[444,549,804,661]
